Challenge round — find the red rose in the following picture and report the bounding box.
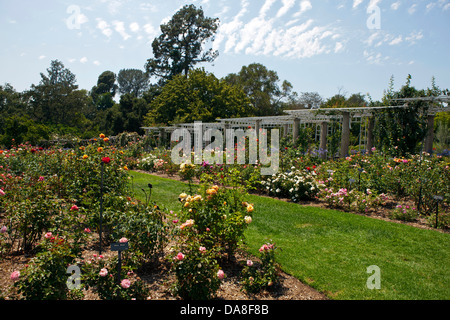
[101,157,111,164]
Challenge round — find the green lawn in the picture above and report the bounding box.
[129,171,450,300]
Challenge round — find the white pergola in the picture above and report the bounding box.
[142,95,449,157]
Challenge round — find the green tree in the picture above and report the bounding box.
[224,63,296,116]
[374,75,429,156]
[117,69,150,97]
[145,4,219,82]
[91,71,118,110]
[26,60,94,133]
[145,69,252,125]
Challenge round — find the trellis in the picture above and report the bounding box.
[142,95,450,158]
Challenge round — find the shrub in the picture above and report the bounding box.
[261,168,323,202]
[169,236,222,300]
[12,233,81,300]
[82,251,150,300]
[388,205,419,222]
[241,243,280,294]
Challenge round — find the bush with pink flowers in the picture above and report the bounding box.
[241,243,280,294]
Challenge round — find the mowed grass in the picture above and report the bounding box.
[129,171,450,300]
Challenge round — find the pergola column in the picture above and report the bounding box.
[255,119,261,141]
[425,114,435,153]
[366,117,375,154]
[340,112,350,158]
[292,118,300,144]
[320,121,328,159]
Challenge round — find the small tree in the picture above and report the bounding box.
[374,75,430,156]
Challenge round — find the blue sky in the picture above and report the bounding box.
[1,0,449,102]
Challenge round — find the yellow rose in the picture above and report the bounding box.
[246,204,254,213]
[82,154,88,159]
[179,193,187,200]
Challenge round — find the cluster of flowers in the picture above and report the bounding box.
[261,167,324,202]
[388,204,419,222]
[318,187,385,213]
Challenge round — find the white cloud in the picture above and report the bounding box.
[389,36,402,45]
[96,18,113,38]
[335,42,344,53]
[391,1,401,10]
[130,22,140,33]
[112,21,131,40]
[80,57,88,63]
[294,0,312,17]
[405,31,423,44]
[214,0,338,60]
[408,4,417,14]
[353,0,363,9]
[276,0,296,18]
[93,60,101,66]
[143,23,157,41]
[38,55,46,60]
[260,0,277,17]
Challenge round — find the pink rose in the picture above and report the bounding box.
[99,268,108,277]
[121,279,131,289]
[0,189,5,196]
[44,232,52,239]
[247,260,253,267]
[217,270,225,279]
[119,237,128,243]
[176,252,185,261]
[10,271,20,281]
[70,205,79,211]
[199,246,206,253]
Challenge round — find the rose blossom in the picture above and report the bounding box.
[176,252,185,261]
[119,237,128,243]
[120,279,131,289]
[247,260,253,267]
[44,232,53,239]
[217,270,225,279]
[10,271,20,281]
[99,268,108,277]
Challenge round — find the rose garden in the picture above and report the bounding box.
[0,119,448,300]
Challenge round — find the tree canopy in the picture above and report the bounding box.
[223,63,297,116]
[145,69,253,125]
[145,4,219,83]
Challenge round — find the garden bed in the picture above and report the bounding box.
[0,236,327,300]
